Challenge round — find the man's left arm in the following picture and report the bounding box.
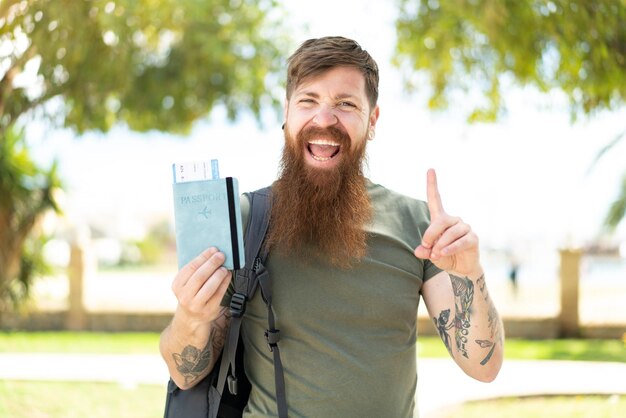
[420,268,504,381]
[414,169,504,382]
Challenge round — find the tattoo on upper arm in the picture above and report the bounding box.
[172,307,232,386]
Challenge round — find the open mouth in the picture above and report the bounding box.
[307,139,341,162]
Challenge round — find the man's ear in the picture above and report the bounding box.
[283,99,289,126]
[368,105,380,140]
[369,105,380,129]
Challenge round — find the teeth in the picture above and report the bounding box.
[312,155,332,161]
[308,139,340,146]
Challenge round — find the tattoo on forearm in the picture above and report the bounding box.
[172,341,213,386]
[211,307,230,353]
[451,275,474,358]
[474,274,502,365]
[433,309,454,355]
[172,307,231,385]
[432,275,475,358]
[433,273,504,365]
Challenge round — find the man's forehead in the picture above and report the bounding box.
[292,67,366,96]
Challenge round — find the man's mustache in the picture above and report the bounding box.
[297,126,351,147]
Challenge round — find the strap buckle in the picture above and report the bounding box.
[229,292,247,318]
[253,257,263,273]
[227,375,238,395]
[264,329,281,352]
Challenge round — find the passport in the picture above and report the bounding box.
[171,161,245,270]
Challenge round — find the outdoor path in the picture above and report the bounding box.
[1,353,625,417]
[416,358,626,416]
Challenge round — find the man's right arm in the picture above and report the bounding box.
[159,247,233,390]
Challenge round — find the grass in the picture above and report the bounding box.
[0,380,165,418]
[430,395,625,418]
[0,331,160,354]
[1,332,625,362]
[417,336,626,362]
[0,332,624,418]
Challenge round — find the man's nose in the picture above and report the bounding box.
[312,104,338,128]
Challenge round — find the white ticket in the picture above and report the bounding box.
[172,159,220,183]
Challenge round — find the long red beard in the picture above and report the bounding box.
[266,125,372,268]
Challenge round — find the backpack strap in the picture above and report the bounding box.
[249,189,287,418]
[216,187,288,417]
[256,258,288,418]
[216,187,270,397]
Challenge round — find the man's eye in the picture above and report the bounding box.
[338,101,356,108]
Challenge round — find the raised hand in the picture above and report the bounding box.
[414,169,481,277]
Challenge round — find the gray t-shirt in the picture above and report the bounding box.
[235,180,441,417]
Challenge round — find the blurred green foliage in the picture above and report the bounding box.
[0,126,61,314]
[394,0,626,230]
[394,0,626,121]
[0,0,288,314]
[0,0,287,133]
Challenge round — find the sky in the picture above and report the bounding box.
[27,0,626,261]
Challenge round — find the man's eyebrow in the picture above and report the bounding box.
[294,91,360,102]
[335,93,360,101]
[294,90,320,98]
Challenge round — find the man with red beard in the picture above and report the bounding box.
[160,37,504,417]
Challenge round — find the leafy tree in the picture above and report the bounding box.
[394,0,626,230]
[0,0,286,313]
[0,126,60,313]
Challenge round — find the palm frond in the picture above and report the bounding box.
[586,129,626,175]
[604,173,626,231]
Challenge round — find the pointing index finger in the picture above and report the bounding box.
[427,168,445,218]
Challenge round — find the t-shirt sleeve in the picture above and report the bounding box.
[423,259,443,282]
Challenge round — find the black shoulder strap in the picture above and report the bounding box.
[256,247,288,418]
[216,187,288,418]
[217,188,271,396]
[243,187,272,275]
